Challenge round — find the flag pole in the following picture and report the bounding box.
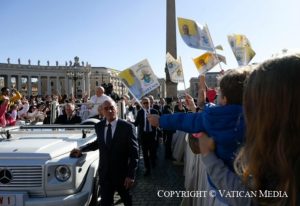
[205,23,223,72]
[178,56,187,91]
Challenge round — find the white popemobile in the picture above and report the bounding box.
[0,122,100,206]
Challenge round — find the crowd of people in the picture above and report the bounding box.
[1,53,299,206]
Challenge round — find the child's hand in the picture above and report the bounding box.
[199,75,206,90]
[185,93,196,112]
[147,114,160,127]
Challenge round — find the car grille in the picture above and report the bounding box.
[0,166,43,187]
[0,166,44,197]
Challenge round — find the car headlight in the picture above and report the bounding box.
[55,165,71,182]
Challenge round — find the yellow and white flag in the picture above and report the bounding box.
[178,17,214,51]
[193,52,226,75]
[228,34,256,66]
[118,59,160,100]
[166,52,184,83]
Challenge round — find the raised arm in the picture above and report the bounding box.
[157,112,205,133]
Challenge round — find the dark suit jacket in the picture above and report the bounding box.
[134,108,158,135]
[80,119,139,185]
[54,114,82,124]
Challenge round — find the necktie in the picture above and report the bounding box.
[145,111,150,132]
[106,123,112,146]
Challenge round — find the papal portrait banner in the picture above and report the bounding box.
[118,59,160,100]
[193,52,226,75]
[228,34,256,66]
[178,17,214,51]
[166,52,184,83]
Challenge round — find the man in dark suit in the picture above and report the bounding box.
[134,97,158,176]
[55,103,82,124]
[89,104,104,120]
[70,99,139,206]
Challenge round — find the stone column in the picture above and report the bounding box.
[28,76,32,96]
[6,75,11,89]
[165,0,178,98]
[17,75,22,91]
[82,77,86,96]
[56,76,60,95]
[64,77,69,96]
[47,76,51,95]
[86,71,91,97]
[38,76,42,95]
[69,78,73,97]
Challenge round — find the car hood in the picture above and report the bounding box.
[0,138,77,160]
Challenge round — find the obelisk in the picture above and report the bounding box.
[165,0,177,98]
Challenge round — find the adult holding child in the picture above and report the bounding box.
[148,68,252,205]
[199,54,300,206]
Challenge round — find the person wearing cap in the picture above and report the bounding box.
[89,86,111,117]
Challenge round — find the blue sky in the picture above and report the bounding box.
[1,0,300,89]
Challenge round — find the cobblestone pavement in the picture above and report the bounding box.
[113,143,185,206]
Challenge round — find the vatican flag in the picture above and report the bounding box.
[166,52,184,83]
[118,59,160,100]
[178,17,214,51]
[228,34,256,66]
[193,52,226,75]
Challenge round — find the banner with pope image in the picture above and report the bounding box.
[118,59,160,100]
[166,52,184,83]
[228,34,256,66]
[178,17,214,51]
[193,52,226,75]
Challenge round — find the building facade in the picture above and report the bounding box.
[189,72,219,99]
[0,57,129,98]
[0,57,168,100]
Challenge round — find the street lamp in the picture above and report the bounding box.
[66,67,84,98]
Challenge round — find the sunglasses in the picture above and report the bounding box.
[142,102,149,105]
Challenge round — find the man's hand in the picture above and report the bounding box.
[147,114,160,127]
[124,177,135,189]
[70,148,82,158]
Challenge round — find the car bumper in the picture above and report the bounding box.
[24,191,90,206]
[0,191,89,206]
